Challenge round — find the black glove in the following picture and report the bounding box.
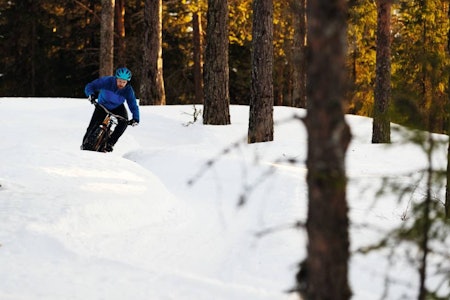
[88,94,97,104]
[129,119,139,127]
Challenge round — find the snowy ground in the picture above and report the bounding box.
[0,98,447,299]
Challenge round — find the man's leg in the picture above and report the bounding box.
[82,106,106,146]
[108,104,129,146]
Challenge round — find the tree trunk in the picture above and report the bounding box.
[248,0,274,143]
[292,0,307,108]
[100,0,114,76]
[444,4,450,218]
[193,12,204,105]
[203,0,230,125]
[372,0,392,144]
[30,0,37,95]
[302,0,352,299]
[115,0,126,67]
[140,0,166,105]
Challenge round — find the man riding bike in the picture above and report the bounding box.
[81,67,140,152]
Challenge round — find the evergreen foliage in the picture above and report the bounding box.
[0,0,448,128]
[357,130,450,299]
[391,0,449,133]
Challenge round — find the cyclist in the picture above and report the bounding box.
[81,67,140,152]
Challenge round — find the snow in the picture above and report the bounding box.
[0,97,447,299]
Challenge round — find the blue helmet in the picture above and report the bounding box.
[115,67,132,81]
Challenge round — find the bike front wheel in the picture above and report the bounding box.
[83,126,108,152]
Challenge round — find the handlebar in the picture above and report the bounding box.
[94,101,133,125]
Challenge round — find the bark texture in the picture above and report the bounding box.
[140,0,166,105]
[372,0,392,143]
[248,0,274,143]
[303,0,352,299]
[203,0,230,125]
[193,12,204,105]
[115,0,126,67]
[100,0,114,76]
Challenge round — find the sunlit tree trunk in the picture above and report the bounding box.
[193,12,204,104]
[302,0,352,299]
[372,0,392,143]
[140,0,166,105]
[203,0,230,124]
[418,0,433,129]
[444,3,450,219]
[100,0,114,76]
[248,0,273,143]
[115,0,126,67]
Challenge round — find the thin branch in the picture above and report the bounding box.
[254,220,305,238]
[72,0,101,23]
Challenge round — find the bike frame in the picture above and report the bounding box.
[83,102,130,152]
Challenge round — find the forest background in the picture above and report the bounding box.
[0,0,449,132]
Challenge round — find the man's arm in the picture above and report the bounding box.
[84,77,108,97]
[126,88,140,122]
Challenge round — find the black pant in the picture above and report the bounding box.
[82,104,128,146]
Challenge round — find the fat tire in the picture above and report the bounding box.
[84,127,108,151]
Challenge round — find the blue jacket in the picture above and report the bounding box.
[85,76,140,122]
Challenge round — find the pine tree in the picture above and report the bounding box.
[372,0,392,143]
[100,0,114,76]
[248,0,274,143]
[302,0,352,298]
[140,0,166,105]
[203,0,230,125]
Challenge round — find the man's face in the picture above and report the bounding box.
[116,78,128,89]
